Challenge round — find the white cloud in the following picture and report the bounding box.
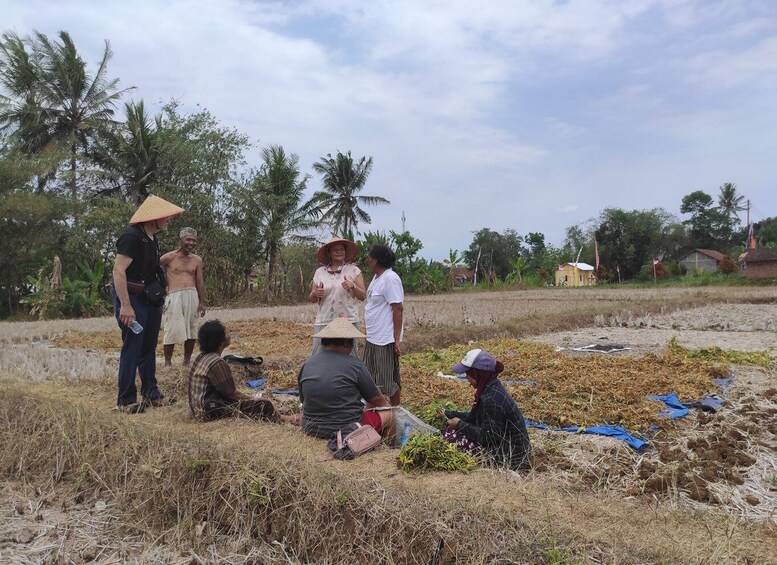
[680,36,777,89]
[1,0,776,259]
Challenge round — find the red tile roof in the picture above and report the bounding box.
[695,249,726,261]
[741,248,777,262]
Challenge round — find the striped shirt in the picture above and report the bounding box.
[188,353,237,419]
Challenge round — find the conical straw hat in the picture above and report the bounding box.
[316,237,358,265]
[129,195,184,224]
[312,316,365,339]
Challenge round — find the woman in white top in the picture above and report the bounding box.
[363,244,404,405]
[309,238,366,355]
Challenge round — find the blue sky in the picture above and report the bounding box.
[2,0,776,260]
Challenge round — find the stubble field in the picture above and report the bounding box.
[1,285,776,564]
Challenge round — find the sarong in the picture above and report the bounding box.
[363,341,401,397]
[163,287,199,345]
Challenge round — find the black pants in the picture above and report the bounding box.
[113,288,162,406]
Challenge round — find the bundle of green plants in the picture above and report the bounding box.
[406,399,461,430]
[397,432,477,473]
[668,337,773,366]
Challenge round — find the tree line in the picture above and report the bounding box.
[0,30,393,317]
[1,30,773,319]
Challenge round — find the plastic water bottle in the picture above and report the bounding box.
[129,320,144,334]
[400,422,411,445]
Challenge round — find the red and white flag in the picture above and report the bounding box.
[594,239,600,272]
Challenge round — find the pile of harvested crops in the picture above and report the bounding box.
[52,322,770,433]
[397,433,477,473]
[667,337,773,365]
[401,339,735,431]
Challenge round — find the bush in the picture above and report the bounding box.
[718,255,738,275]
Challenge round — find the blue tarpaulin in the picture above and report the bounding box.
[647,394,689,419]
[685,395,723,412]
[713,372,735,394]
[526,420,649,451]
[246,378,268,389]
[526,372,733,451]
[246,378,299,396]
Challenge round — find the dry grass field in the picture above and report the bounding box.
[1,285,776,563]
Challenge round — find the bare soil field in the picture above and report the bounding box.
[1,285,776,563]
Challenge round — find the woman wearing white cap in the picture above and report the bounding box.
[444,348,531,470]
[309,237,366,356]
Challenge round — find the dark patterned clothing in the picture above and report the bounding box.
[188,353,275,421]
[443,427,482,457]
[448,380,531,470]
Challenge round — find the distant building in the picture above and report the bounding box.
[677,249,725,274]
[555,262,596,287]
[739,248,777,279]
[451,267,475,285]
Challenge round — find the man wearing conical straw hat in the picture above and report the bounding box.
[297,317,395,441]
[112,195,183,414]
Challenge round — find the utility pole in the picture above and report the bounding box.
[473,247,481,286]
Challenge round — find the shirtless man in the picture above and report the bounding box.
[161,227,206,367]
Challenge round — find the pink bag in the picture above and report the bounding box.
[334,423,382,459]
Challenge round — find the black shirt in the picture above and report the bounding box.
[116,225,161,283]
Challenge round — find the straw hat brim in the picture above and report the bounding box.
[129,195,185,224]
[313,317,365,339]
[316,238,358,265]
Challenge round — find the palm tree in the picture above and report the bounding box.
[717,182,744,224]
[0,31,59,191]
[311,151,389,236]
[91,100,160,205]
[1,31,132,214]
[253,145,320,291]
[33,31,132,213]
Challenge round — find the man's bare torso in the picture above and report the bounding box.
[161,250,202,291]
